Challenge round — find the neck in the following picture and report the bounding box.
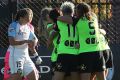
[18,20,26,25]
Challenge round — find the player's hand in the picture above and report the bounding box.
[99,29,106,35]
[34,56,42,65]
[32,52,42,65]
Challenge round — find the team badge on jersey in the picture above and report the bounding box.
[9,28,15,32]
[78,64,87,71]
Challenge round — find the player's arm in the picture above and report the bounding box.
[8,24,32,46]
[28,31,42,65]
[9,37,32,46]
[28,31,38,52]
[48,30,58,46]
[98,23,106,35]
[47,24,59,47]
[99,29,106,35]
[57,15,73,24]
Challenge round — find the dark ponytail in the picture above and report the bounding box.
[76,2,92,20]
[49,9,60,23]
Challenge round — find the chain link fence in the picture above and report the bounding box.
[0,0,117,48]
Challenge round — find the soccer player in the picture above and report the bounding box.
[90,21,114,80]
[47,8,60,65]
[4,23,41,80]
[58,2,109,80]
[38,7,52,46]
[48,2,80,80]
[48,8,75,80]
[47,9,60,78]
[8,8,41,80]
[75,3,107,80]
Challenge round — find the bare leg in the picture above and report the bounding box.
[80,73,91,80]
[64,76,71,80]
[96,71,106,80]
[52,71,65,80]
[8,73,22,80]
[26,70,39,80]
[90,72,96,80]
[105,69,109,77]
[71,72,80,80]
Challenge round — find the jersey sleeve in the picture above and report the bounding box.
[8,23,16,37]
[29,31,38,42]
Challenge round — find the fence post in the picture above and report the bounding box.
[8,0,17,21]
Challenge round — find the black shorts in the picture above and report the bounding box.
[103,49,113,68]
[52,62,71,76]
[54,54,79,73]
[51,62,56,75]
[78,51,106,73]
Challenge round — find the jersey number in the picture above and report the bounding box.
[86,22,98,44]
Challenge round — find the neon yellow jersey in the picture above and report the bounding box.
[47,23,58,62]
[47,23,54,28]
[50,47,58,62]
[57,21,79,55]
[92,16,110,50]
[76,17,109,53]
[92,13,110,50]
[98,33,110,50]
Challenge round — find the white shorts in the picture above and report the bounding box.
[9,46,36,77]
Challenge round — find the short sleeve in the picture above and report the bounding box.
[29,31,38,42]
[8,23,16,37]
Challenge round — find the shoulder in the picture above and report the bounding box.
[27,23,34,32]
[9,21,18,28]
[8,21,18,32]
[72,16,79,26]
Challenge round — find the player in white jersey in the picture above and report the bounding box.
[8,8,40,80]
